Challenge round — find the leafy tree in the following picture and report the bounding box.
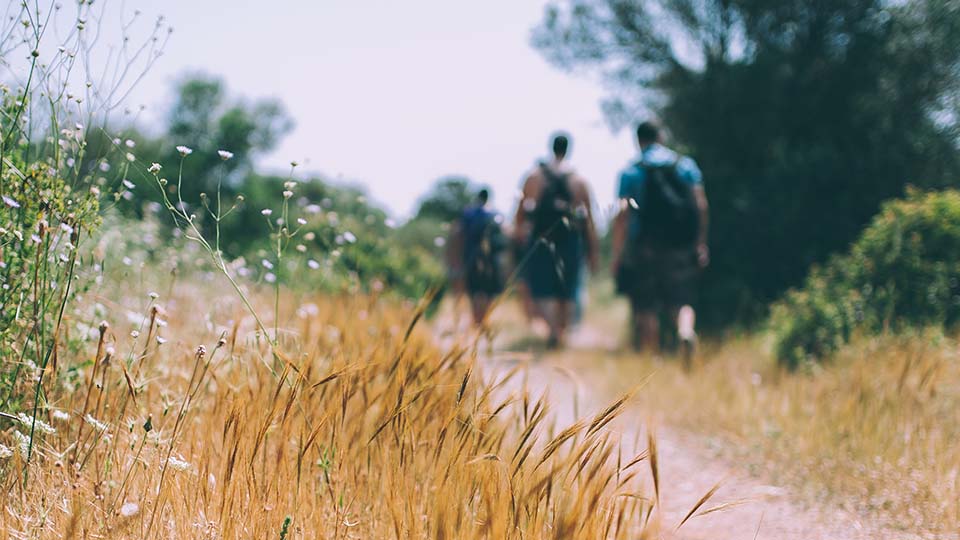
[164,75,293,198]
[413,176,480,223]
[533,0,960,328]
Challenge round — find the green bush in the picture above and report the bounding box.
[771,188,960,368]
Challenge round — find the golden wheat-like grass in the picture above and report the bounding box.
[0,284,663,539]
[591,333,960,534]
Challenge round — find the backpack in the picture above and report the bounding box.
[461,207,505,276]
[531,164,578,241]
[633,160,699,249]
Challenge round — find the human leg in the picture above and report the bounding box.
[666,304,697,367]
[632,304,660,352]
[537,299,560,347]
[470,293,491,327]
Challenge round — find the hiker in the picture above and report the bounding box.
[514,133,600,348]
[611,121,709,358]
[451,188,506,327]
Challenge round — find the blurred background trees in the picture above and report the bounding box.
[533,0,960,329]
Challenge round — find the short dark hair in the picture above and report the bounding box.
[636,121,661,144]
[551,133,571,158]
[477,188,490,204]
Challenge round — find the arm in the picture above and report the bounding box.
[611,199,630,275]
[681,157,709,268]
[578,181,601,273]
[513,173,537,245]
[611,171,631,273]
[693,184,710,267]
[446,219,464,292]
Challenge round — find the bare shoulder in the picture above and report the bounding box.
[523,168,545,196]
[569,174,593,201]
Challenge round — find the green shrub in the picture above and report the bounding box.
[771,188,960,368]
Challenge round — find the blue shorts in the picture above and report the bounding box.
[523,236,583,301]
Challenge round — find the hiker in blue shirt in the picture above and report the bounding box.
[452,188,506,327]
[611,121,710,360]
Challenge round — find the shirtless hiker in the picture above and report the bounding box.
[514,133,599,348]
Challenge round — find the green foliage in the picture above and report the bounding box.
[0,131,99,414]
[413,176,480,223]
[164,75,294,196]
[533,0,960,329]
[771,189,960,368]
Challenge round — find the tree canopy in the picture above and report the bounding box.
[534,0,960,327]
[413,176,481,223]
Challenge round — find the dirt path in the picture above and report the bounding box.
[438,312,891,540]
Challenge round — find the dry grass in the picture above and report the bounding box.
[589,331,960,535]
[0,278,670,539]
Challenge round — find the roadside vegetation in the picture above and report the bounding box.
[3,1,960,538]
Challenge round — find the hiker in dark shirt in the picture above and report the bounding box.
[612,121,709,360]
[514,134,599,348]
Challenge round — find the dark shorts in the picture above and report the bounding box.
[616,247,699,311]
[465,258,504,296]
[524,235,583,301]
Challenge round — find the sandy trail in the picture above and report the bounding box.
[438,313,890,540]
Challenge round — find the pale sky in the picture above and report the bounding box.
[51,1,643,220]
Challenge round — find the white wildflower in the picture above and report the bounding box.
[125,153,135,162]
[84,414,109,432]
[99,162,110,172]
[122,179,135,190]
[176,145,193,156]
[12,431,30,455]
[60,222,74,235]
[0,444,12,459]
[296,218,307,226]
[2,195,20,209]
[147,163,161,174]
[282,190,293,199]
[156,336,167,345]
[217,150,233,160]
[149,291,159,300]
[434,236,446,248]
[261,259,274,270]
[307,259,320,270]
[261,209,272,216]
[343,231,357,244]
[51,410,70,422]
[166,455,192,472]
[17,413,56,434]
[295,244,306,253]
[119,502,139,517]
[265,273,276,283]
[125,139,136,148]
